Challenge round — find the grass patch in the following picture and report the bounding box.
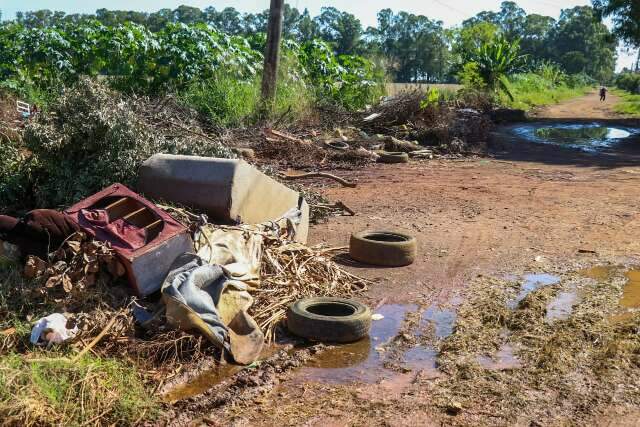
[180,70,313,128]
[0,354,158,425]
[0,263,159,425]
[499,73,591,110]
[612,89,640,117]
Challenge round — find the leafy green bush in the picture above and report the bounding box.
[458,62,487,90]
[298,40,385,109]
[564,72,595,89]
[0,21,383,113]
[22,78,234,208]
[534,61,566,86]
[615,72,640,94]
[460,35,527,99]
[0,141,32,212]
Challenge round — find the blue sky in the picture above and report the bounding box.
[1,0,636,70]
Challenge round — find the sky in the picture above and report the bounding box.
[0,0,636,70]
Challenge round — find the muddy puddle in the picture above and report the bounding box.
[509,123,636,152]
[508,273,560,308]
[578,265,640,319]
[477,343,521,370]
[164,266,640,400]
[162,363,244,404]
[295,302,457,384]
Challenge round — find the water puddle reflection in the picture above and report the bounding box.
[579,265,640,320]
[620,270,640,309]
[421,305,457,338]
[546,289,578,321]
[295,304,414,384]
[162,363,243,403]
[509,273,560,308]
[512,123,635,152]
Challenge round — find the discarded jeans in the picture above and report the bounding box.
[161,253,263,364]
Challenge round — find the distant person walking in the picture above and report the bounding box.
[599,86,607,102]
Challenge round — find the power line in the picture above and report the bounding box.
[431,0,472,20]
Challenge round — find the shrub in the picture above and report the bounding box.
[0,141,32,212]
[22,78,234,208]
[615,72,640,94]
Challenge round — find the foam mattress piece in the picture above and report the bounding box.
[138,154,309,243]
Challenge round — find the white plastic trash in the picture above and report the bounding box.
[30,313,78,346]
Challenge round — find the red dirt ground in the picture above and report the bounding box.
[204,92,640,426]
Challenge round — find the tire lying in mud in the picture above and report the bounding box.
[377,151,409,164]
[287,297,371,343]
[349,230,417,266]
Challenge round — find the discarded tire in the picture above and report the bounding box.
[325,140,349,150]
[377,151,409,164]
[287,297,371,343]
[349,231,417,266]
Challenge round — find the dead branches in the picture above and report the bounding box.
[251,240,370,342]
[277,171,357,188]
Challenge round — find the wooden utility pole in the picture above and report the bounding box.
[261,0,284,105]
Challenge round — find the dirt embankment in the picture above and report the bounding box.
[177,93,640,426]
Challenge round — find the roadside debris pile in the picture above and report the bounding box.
[0,156,373,380]
[246,90,492,170]
[358,90,493,155]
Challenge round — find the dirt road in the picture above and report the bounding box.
[531,89,624,119]
[207,94,640,426]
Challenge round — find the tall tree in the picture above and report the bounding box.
[315,7,363,55]
[371,9,449,82]
[549,6,616,81]
[592,0,640,48]
[519,14,556,60]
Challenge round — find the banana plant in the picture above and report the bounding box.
[464,35,527,100]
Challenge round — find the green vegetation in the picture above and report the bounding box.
[615,72,640,94]
[593,0,640,51]
[612,89,640,116]
[459,35,527,99]
[6,2,618,86]
[500,72,592,110]
[0,21,383,113]
[0,354,157,425]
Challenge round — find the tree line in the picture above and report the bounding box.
[3,2,621,83]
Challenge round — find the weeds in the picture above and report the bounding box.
[613,89,640,116]
[0,354,157,426]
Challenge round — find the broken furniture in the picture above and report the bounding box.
[137,155,310,243]
[64,184,193,296]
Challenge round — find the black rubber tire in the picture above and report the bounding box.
[325,140,350,150]
[349,230,417,266]
[377,151,409,164]
[286,297,371,343]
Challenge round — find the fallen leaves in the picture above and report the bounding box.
[23,232,125,297]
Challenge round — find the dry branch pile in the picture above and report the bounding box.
[251,240,370,342]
